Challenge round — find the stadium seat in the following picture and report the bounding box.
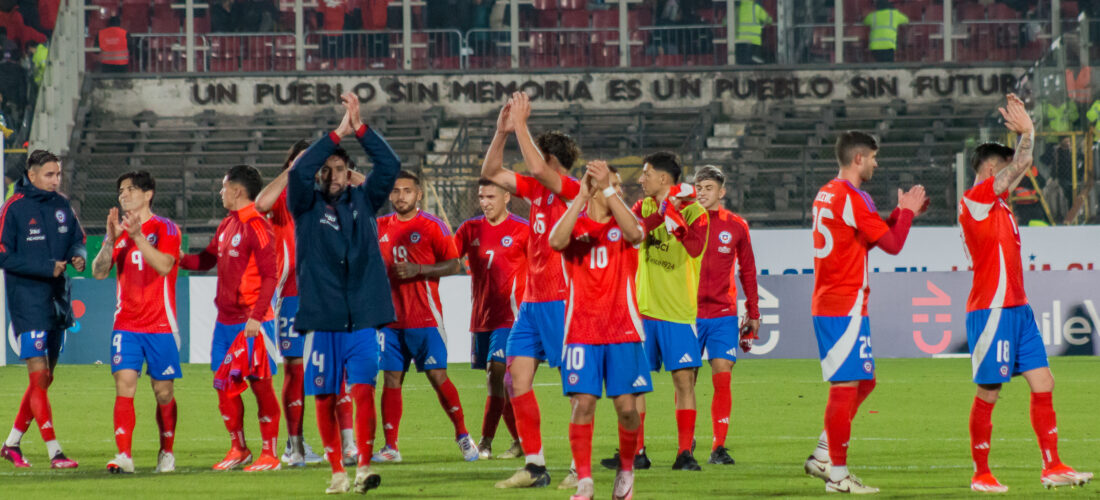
[559,0,585,10]
[591,45,619,67]
[959,4,985,21]
[193,12,210,34]
[696,8,718,24]
[120,2,150,33]
[924,5,943,21]
[207,36,240,72]
[897,0,923,20]
[431,56,460,70]
[987,4,1020,20]
[532,0,556,10]
[537,9,558,27]
[1063,1,1078,19]
[655,54,683,67]
[561,10,587,28]
[150,4,180,33]
[593,10,617,28]
[336,57,367,71]
[241,37,273,71]
[559,52,587,68]
[628,8,652,29]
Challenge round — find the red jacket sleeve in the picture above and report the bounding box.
[733,219,760,319]
[179,226,219,271]
[874,208,914,255]
[673,207,707,258]
[632,199,664,233]
[247,219,279,322]
[453,222,468,257]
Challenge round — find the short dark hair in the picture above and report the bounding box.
[693,164,725,186]
[225,164,263,200]
[535,131,580,171]
[643,151,682,183]
[26,150,60,170]
[116,170,156,203]
[108,16,121,27]
[396,170,421,187]
[971,143,1015,173]
[283,139,311,171]
[327,145,352,170]
[835,131,879,166]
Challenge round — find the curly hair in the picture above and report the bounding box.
[535,131,580,170]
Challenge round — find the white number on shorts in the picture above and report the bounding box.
[812,206,835,259]
[130,250,145,271]
[112,333,122,354]
[485,249,495,270]
[279,317,298,338]
[311,351,325,372]
[565,346,585,370]
[377,330,385,352]
[858,335,871,359]
[533,213,547,235]
[393,245,409,263]
[995,340,1010,363]
[588,246,608,269]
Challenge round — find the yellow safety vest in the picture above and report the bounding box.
[736,1,772,46]
[863,9,908,51]
[1085,100,1100,138]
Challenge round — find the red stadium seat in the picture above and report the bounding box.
[532,0,556,10]
[1063,1,1078,19]
[593,10,617,28]
[193,12,210,34]
[241,37,273,71]
[120,3,150,33]
[987,4,1020,20]
[559,52,587,68]
[696,8,717,24]
[627,8,652,29]
[530,31,557,54]
[431,56,460,70]
[150,4,180,33]
[559,0,585,10]
[924,5,943,21]
[959,4,985,21]
[591,44,619,67]
[537,9,558,27]
[336,57,367,71]
[207,36,240,72]
[561,10,587,28]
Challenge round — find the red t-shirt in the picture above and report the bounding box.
[513,172,581,303]
[455,213,529,332]
[562,214,643,345]
[263,189,297,298]
[811,179,890,317]
[959,177,1028,312]
[697,208,760,320]
[378,210,459,329]
[112,215,181,334]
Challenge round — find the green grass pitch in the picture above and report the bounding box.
[0,357,1096,499]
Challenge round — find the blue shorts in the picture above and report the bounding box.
[13,330,65,360]
[210,320,278,374]
[304,329,380,396]
[276,295,304,358]
[642,319,702,372]
[967,305,1049,385]
[814,316,875,382]
[506,301,566,367]
[561,342,653,397]
[380,327,448,372]
[471,328,509,369]
[110,330,182,380]
[697,316,739,362]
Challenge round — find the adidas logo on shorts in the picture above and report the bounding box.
[426,356,437,364]
[678,353,693,364]
[726,348,737,357]
[161,366,176,376]
[632,376,648,388]
[492,349,505,358]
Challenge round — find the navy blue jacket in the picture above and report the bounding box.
[0,177,87,333]
[288,126,400,332]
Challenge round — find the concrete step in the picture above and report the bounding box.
[701,149,733,161]
[713,123,746,137]
[706,136,739,148]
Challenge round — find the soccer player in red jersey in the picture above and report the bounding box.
[803,131,926,494]
[180,165,283,472]
[481,92,583,488]
[549,160,648,500]
[454,179,528,459]
[961,95,1092,493]
[375,170,477,462]
[90,171,181,474]
[692,165,760,466]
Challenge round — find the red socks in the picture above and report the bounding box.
[217,391,246,450]
[434,378,468,438]
[510,391,543,458]
[1030,392,1061,469]
[501,398,519,440]
[350,384,376,467]
[675,409,696,454]
[637,411,646,451]
[482,395,506,440]
[13,386,33,433]
[113,396,135,457]
[251,378,282,457]
[28,370,55,442]
[569,422,594,480]
[282,362,305,438]
[852,378,876,418]
[618,422,640,471]
[711,372,731,450]
[969,396,994,476]
[381,386,403,449]
[825,386,858,467]
[314,394,343,473]
[337,383,354,433]
[156,399,177,453]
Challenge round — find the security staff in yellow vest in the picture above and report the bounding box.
[1085,99,1100,141]
[863,0,908,62]
[735,0,773,65]
[1044,98,1078,143]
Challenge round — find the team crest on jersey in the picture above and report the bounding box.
[863,361,873,373]
[55,209,66,223]
[34,339,45,351]
[501,236,514,247]
[315,376,325,387]
[719,231,732,244]
[224,354,233,365]
[282,340,291,349]
[410,232,421,244]
[231,234,242,247]
[113,354,122,365]
[146,233,158,245]
[547,194,555,205]
[1000,365,1009,376]
[608,228,622,242]
[567,373,579,385]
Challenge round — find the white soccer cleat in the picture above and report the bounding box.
[557,467,579,490]
[326,471,350,494]
[826,474,879,494]
[804,455,831,482]
[155,451,175,473]
[497,440,523,459]
[342,442,359,467]
[371,445,402,463]
[612,469,635,500]
[107,454,134,474]
[457,434,479,461]
[1041,464,1093,489]
[477,437,492,460]
[354,465,382,494]
[303,442,324,464]
[571,477,595,500]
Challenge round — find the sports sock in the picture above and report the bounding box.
[434,378,469,438]
[350,384,377,467]
[501,397,519,440]
[510,391,544,465]
[812,429,830,461]
[569,422,594,480]
[337,384,355,452]
[851,378,877,418]
[113,396,135,457]
[969,396,994,476]
[28,370,56,443]
[282,362,305,439]
[618,422,640,472]
[637,411,646,452]
[711,372,731,450]
[825,386,857,468]
[314,394,343,473]
[217,390,246,450]
[675,409,696,454]
[8,385,34,443]
[482,395,505,441]
[156,399,177,453]
[381,386,402,450]
[830,464,849,482]
[1030,392,1061,469]
[251,377,282,457]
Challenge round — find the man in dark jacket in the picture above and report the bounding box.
[0,150,85,470]
[288,92,399,494]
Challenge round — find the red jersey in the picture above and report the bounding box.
[811,179,890,317]
[378,210,460,329]
[562,215,643,345]
[455,213,529,332]
[514,173,581,303]
[959,177,1028,311]
[263,189,297,298]
[111,215,181,334]
[180,203,278,324]
[697,208,760,320]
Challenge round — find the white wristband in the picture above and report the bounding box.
[601,186,617,198]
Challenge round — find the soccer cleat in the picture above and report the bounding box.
[354,465,382,494]
[477,437,492,460]
[570,477,595,500]
[326,471,350,494]
[244,453,282,472]
[613,469,635,500]
[285,450,305,468]
[600,447,652,470]
[970,472,1008,493]
[1041,464,1093,489]
[826,474,880,494]
[457,434,480,461]
[1,445,31,468]
[557,467,578,490]
[50,452,78,469]
[497,440,523,459]
[303,442,323,464]
[671,450,701,471]
[494,463,551,488]
[708,446,735,465]
[343,452,359,467]
[370,445,402,463]
[107,454,134,474]
[155,451,175,473]
[804,455,831,482]
[212,447,252,470]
